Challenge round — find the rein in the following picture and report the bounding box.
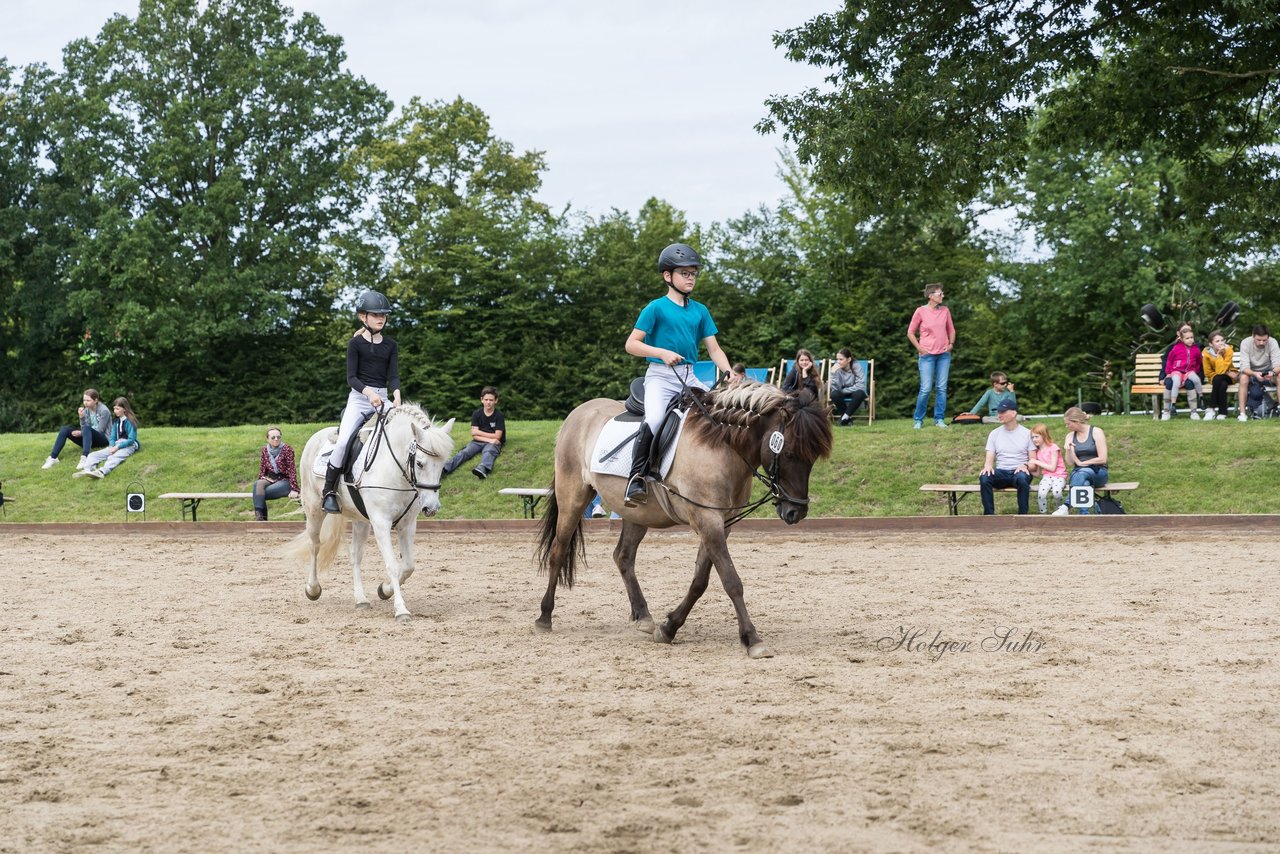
[351,409,442,529]
[663,365,809,527]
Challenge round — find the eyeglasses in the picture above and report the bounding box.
[673,269,699,280]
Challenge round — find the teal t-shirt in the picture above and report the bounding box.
[633,296,718,365]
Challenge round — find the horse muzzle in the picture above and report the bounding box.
[777,501,807,525]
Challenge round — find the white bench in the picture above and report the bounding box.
[920,482,1139,516]
[498,487,551,519]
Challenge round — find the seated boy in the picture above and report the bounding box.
[970,371,1017,423]
[443,386,505,480]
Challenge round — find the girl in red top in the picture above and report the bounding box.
[1163,324,1203,420]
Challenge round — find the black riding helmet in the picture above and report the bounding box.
[355,290,391,315]
[657,243,702,273]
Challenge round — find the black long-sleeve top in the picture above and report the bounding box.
[346,334,400,394]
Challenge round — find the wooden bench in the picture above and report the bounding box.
[920,482,1139,516]
[159,492,299,522]
[1130,351,1248,418]
[498,487,551,519]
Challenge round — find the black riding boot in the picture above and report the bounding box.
[624,424,655,507]
[254,506,267,522]
[321,464,341,514]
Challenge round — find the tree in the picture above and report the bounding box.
[762,1,1280,224]
[43,0,390,422]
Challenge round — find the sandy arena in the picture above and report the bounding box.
[1,527,1277,852]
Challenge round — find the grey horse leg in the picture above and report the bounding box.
[612,520,653,632]
[655,543,713,644]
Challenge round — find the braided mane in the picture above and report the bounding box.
[686,384,833,463]
[386,402,452,456]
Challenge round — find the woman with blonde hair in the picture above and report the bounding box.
[1062,406,1108,515]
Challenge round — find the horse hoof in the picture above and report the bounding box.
[654,624,674,645]
[533,619,552,634]
[395,613,412,625]
[355,601,371,610]
[304,585,321,601]
[747,643,774,659]
[633,616,655,634]
[377,583,392,601]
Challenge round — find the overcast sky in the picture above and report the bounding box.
[6,0,837,227]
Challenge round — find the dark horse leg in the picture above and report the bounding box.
[535,481,593,633]
[613,520,654,633]
[656,524,772,659]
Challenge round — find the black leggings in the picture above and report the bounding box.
[1210,374,1232,413]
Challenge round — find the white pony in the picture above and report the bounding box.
[285,402,454,624]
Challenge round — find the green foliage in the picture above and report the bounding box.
[4,416,1279,523]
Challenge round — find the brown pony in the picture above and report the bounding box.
[535,383,833,658]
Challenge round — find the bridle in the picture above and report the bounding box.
[354,410,443,529]
[659,367,811,527]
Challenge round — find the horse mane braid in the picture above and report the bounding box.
[686,384,832,464]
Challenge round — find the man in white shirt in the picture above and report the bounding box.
[1237,325,1280,421]
[978,399,1036,515]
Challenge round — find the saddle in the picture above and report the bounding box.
[604,377,692,469]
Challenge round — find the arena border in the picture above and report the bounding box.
[3,514,1278,535]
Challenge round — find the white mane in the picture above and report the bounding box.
[387,402,452,456]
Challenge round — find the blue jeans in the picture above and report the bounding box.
[914,352,951,422]
[50,425,110,459]
[444,440,502,475]
[979,469,1030,515]
[1069,466,1109,515]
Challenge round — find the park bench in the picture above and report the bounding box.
[1130,351,1254,418]
[159,491,299,522]
[919,481,1139,516]
[498,487,551,519]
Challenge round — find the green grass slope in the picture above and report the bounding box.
[1,416,1277,523]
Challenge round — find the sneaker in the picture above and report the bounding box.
[1216,413,1227,420]
[934,420,948,429]
[839,414,850,426]
[472,466,488,480]
[1238,413,1248,422]
[87,468,105,479]
[76,456,90,470]
[1189,411,1201,421]
[1052,505,1070,516]
[41,456,59,469]
[913,421,923,430]
[1204,408,1216,420]
[72,468,94,479]
[1161,409,1171,421]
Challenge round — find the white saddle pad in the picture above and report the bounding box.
[590,412,685,479]
[310,440,368,483]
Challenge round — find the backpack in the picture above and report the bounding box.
[1247,384,1277,419]
[1094,495,1125,515]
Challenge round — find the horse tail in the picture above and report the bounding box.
[536,477,584,589]
[282,511,347,572]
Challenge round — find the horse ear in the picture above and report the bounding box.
[440,418,456,433]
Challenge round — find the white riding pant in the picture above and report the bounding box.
[643,362,707,434]
[331,388,386,467]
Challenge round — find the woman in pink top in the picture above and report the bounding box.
[906,282,956,428]
[1027,423,1067,514]
[1162,323,1203,420]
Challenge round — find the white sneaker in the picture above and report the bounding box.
[1161,409,1171,421]
[1216,413,1227,420]
[913,420,923,430]
[1189,411,1201,421]
[87,468,105,479]
[1238,413,1248,422]
[1204,408,1215,420]
[76,456,90,470]
[72,468,93,479]
[41,456,59,469]
[1052,505,1070,516]
[934,420,948,428]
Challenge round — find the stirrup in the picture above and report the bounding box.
[624,475,648,507]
